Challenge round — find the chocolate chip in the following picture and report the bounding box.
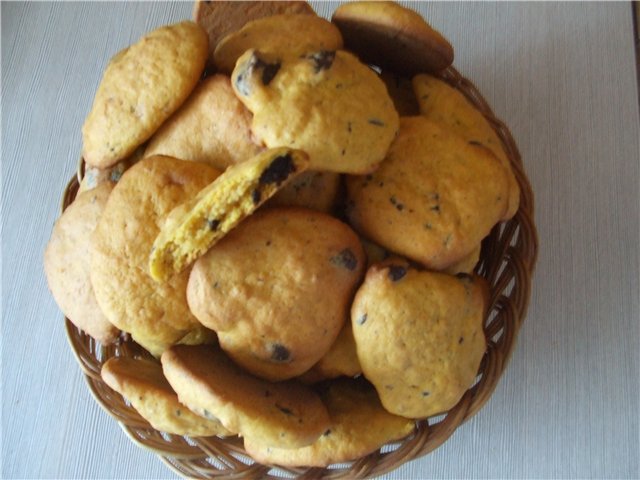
[234,52,280,95]
[458,336,464,344]
[252,188,261,204]
[330,248,358,271]
[422,391,430,397]
[368,118,385,126]
[306,50,335,73]
[357,313,368,325]
[387,265,407,282]
[468,140,483,146]
[260,61,280,85]
[259,154,295,185]
[207,219,220,230]
[323,429,332,436]
[270,343,290,362]
[275,403,293,415]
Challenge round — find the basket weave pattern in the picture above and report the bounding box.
[62,66,538,479]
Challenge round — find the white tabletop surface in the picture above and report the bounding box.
[2,1,639,479]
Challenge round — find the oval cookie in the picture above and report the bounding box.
[82,21,208,168]
[352,263,487,418]
[101,356,230,436]
[187,207,365,381]
[44,183,118,344]
[90,156,220,356]
[161,345,330,449]
[346,116,510,271]
[332,1,453,75]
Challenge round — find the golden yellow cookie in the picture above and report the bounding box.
[268,170,341,213]
[101,356,230,436]
[213,14,343,74]
[187,207,365,381]
[244,378,414,467]
[143,75,262,171]
[161,345,330,448]
[232,49,399,174]
[352,262,487,418]
[149,148,309,282]
[298,321,361,384]
[44,183,118,344]
[332,1,453,75]
[90,156,220,356]
[346,117,510,271]
[193,0,315,69]
[82,21,208,169]
[413,73,520,218]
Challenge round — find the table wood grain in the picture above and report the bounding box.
[2,2,638,478]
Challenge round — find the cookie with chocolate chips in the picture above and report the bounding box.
[213,14,343,74]
[186,207,365,381]
[346,116,510,271]
[161,344,330,448]
[351,261,488,418]
[231,49,399,174]
[149,147,309,282]
[244,378,414,466]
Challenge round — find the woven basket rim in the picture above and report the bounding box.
[62,64,538,479]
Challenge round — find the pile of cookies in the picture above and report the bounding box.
[44,0,520,468]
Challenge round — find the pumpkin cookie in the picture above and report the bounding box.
[232,49,399,174]
[161,345,330,448]
[268,170,341,213]
[82,21,208,169]
[244,378,414,466]
[346,116,510,271]
[213,14,342,74]
[90,156,220,356]
[44,183,118,344]
[193,0,315,69]
[351,262,487,418]
[332,1,453,75]
[101,356,230,436]
[187,207,365,381]
[149,148,309,282]
[413,73,520,218]
[143,75,261,171]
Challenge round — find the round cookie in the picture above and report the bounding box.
[161,344,330,449]
[268,170,341,213]
[214,14,343,74]
[231,49,399,174]
[101,356,231,437]
[351,262,488,418]
[192,0,315,69]
[244,378,415,467]
[346,116,510,271]
[90,155,220,356]
[413,73,520,219]
[82,21,208,169]
[143,75,262,171]
[187,207,366,381]
[331,1,453,75]
[148,148,309,282]
[44,182,118,344]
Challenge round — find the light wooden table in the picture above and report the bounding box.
[2,2,638,478]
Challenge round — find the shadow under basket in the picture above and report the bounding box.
[62,65,538,479]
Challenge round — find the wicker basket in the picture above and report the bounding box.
[62,65,538,479]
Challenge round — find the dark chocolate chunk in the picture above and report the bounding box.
[330,248,358,271]
[357,313,368,325]
[422,391,430,397]
[252,188,261,204]
[306,50,335,73]
[259,154,295,185]
[275,403,293,415]
[234,52,281,95]
[387,265,407,282]
[323,429,332,436]
[458,336,464,344]
[270,343,291,362]
[207,219,220,231]
[260,61,280,85]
